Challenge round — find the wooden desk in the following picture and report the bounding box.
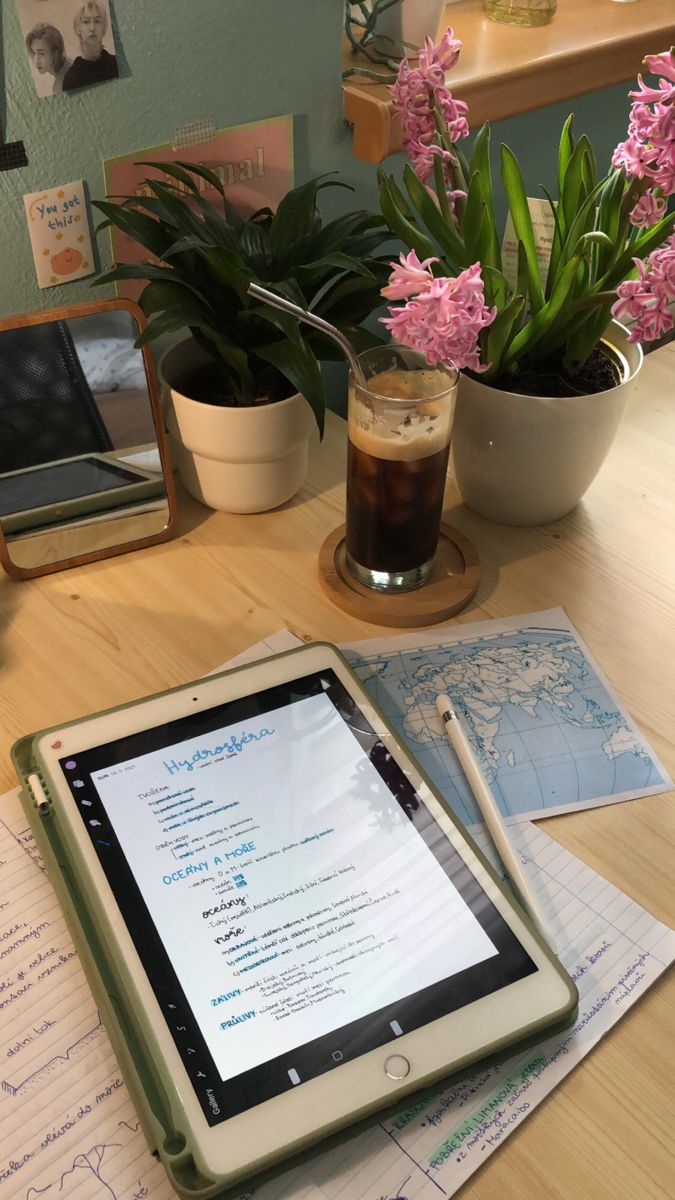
[1,343,673,1199]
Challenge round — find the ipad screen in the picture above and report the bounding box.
[59,670,535,1124]
[0,456,147,516]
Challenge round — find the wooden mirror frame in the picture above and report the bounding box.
[0,297,178,580]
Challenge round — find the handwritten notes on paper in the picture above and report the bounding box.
[0,775,673,1200]
[23,180,94,288]
[0,798,167,1200]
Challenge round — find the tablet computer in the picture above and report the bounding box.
[0,452,164,534]
[14,642,577,1199]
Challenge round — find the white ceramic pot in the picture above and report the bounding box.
[451,321,642,526]
[159,339,316,514]
[371,0,445,52]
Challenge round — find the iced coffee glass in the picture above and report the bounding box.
[346,345,458,593]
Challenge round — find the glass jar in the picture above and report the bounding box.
[483,0,556,27]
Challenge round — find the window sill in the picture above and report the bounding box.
[342,0,674,163]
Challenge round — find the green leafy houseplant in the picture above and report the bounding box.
[377,33,675,394]
[94,163,392,434]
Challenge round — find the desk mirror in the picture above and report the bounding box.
[0,299,177,579]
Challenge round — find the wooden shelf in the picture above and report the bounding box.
[343,0,675,162]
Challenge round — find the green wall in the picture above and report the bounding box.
[0,0,636,406]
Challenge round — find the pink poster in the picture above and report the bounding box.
[102,116,294,299]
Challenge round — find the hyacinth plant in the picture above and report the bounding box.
[378,33,675,391]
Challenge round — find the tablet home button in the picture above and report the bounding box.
[384,1054,410,1080]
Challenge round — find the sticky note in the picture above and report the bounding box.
[23,179,94,288]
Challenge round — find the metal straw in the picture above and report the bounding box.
[247,282,366,386]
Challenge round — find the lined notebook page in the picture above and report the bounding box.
[1,787,673,1200]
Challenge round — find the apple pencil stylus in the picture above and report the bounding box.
[436,694,554,946]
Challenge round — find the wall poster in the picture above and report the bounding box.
[102,116,294,300]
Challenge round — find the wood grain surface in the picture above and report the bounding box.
[0,342,673,1199]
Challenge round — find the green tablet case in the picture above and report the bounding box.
[12,649,578,1199]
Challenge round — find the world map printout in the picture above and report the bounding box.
[341,608,671,828]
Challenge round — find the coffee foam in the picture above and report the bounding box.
[360,368,453,401]
[348,417,450,462]
[349,369,454,462]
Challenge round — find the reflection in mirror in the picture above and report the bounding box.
[0,301,177,577]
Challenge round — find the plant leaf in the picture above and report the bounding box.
[138,278,211,322]
[595,168,629,277]
[560,138,591,248]
[482,294,526,379]
[246,302,303,347]
[599,209,675,290]
[502,249,588,367]
[500,145,544,313]
[94,262,179,287]
[481,264,509,310]
[468,123,501,268]
[557,114,575,209]
[463,175,486,264]
[92,199,174,258]
[378,171,437,262]
[540,185,563,298]
[269,177,322,258]
[254,335,325,437]
[403,163,468,271]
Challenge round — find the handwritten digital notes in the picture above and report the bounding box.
[1,766,673,1200]
[23,180,94,288]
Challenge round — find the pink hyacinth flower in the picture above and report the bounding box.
[612,135,654,178]
[380,261,496,373]
[629,190,667,227]
[418,30,462,77]
[390,28,469,187]
[611,232,675,343]
[617,49,675,196]
[643,50,675,83]
[381,250,439,300]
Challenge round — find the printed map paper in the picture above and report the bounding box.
[342,608,671,827]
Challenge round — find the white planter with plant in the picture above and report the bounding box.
[159,337,316,513]
[451,320,642,525]
[95,167,390,512]
[377,34,675,524]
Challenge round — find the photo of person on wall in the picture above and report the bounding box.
[25,23,72,94]
[62,0,118,91]
[16,0,119,97]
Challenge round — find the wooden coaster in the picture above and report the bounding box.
[318,523,480,627]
